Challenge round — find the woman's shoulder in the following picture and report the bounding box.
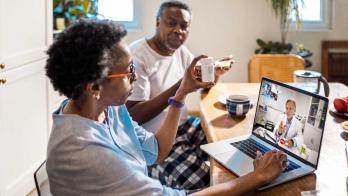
[50,109,114,149]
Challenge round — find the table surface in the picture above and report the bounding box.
[199,82,348,195]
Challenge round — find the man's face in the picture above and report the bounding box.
[285,101,296,119]
[156,7,191,52]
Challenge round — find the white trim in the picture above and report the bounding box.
[46,0,54,142]
[0,0,3,64]
[46,0,53,46]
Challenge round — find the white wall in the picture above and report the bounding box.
[125,0,348,110]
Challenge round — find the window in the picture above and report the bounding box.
[97,0,141,30]
[290,0,333,31]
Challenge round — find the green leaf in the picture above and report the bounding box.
[69,6,84,15]
[82,1,91,13]
[256,38,267,48]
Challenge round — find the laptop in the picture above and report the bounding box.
[200,77,328,189]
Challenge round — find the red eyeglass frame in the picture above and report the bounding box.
[107,73,132,78]
[106,61,135,81]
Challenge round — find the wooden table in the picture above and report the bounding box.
[200,83,348,195]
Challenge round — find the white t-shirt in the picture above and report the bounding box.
[128,39,194,133]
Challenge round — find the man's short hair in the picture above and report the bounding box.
[286,99,296,109]
[156,0,191,20]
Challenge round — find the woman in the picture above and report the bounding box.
[46,19,287,196]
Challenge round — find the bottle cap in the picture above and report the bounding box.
[199,57,214,66]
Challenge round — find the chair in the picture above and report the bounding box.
[34,160,51,196]
[248,54,305,83]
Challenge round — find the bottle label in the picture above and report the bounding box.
[202,64,215,82]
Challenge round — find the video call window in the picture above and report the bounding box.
[253,81,327,165]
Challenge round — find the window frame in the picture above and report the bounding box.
[288,0,334,32]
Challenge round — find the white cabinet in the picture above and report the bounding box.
[0,0,53,195]
[0,0,48,70]
[0,61,48,196]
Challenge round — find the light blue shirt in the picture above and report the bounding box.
[47,100,186,196]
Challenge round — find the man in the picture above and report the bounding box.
[126,0,232,191]
[275,99,304,148]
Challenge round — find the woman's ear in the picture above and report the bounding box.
[92,83,100,91]
[86,82,102,100]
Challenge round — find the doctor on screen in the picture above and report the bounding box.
[275,99,303,148]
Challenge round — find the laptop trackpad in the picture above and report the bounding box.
[215,150,254,176]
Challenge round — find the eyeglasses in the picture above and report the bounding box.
[107,61,136,83]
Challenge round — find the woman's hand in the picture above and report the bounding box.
[253,150,287,185]
[176,55,215,97]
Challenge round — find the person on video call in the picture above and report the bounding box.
[275,99,304,148]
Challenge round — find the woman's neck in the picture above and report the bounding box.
[63,98,106,123]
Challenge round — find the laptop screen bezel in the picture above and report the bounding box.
[251,77,328,169]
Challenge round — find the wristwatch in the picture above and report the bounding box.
[168,97,184,108]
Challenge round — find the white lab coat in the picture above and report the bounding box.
[275,114,304,147]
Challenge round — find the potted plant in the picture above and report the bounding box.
[53,0,98,30]
[269,0,303,44]
[255,0,312,67]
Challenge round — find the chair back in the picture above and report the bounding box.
[248,54,305,83]
[34,160,51,196]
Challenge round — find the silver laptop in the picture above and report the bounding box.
[201,77,328,189]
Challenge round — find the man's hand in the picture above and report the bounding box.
[278,121,285,134]
[177,55,215,96]
[214,55,235,76]
[193,55,234,84]
[286,139,294,148]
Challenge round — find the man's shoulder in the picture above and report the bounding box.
[129,38,147,52]
[177,44,191,54]
[129,38,155,63]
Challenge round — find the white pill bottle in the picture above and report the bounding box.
[199,57,215,82]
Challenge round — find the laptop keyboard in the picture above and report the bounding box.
[230,138,300,173]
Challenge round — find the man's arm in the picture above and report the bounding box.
[292,120,304,147]
[126,79,182,125]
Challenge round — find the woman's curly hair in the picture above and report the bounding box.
[46,19,127,99]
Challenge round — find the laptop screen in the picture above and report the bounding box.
[252,78,328,167]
